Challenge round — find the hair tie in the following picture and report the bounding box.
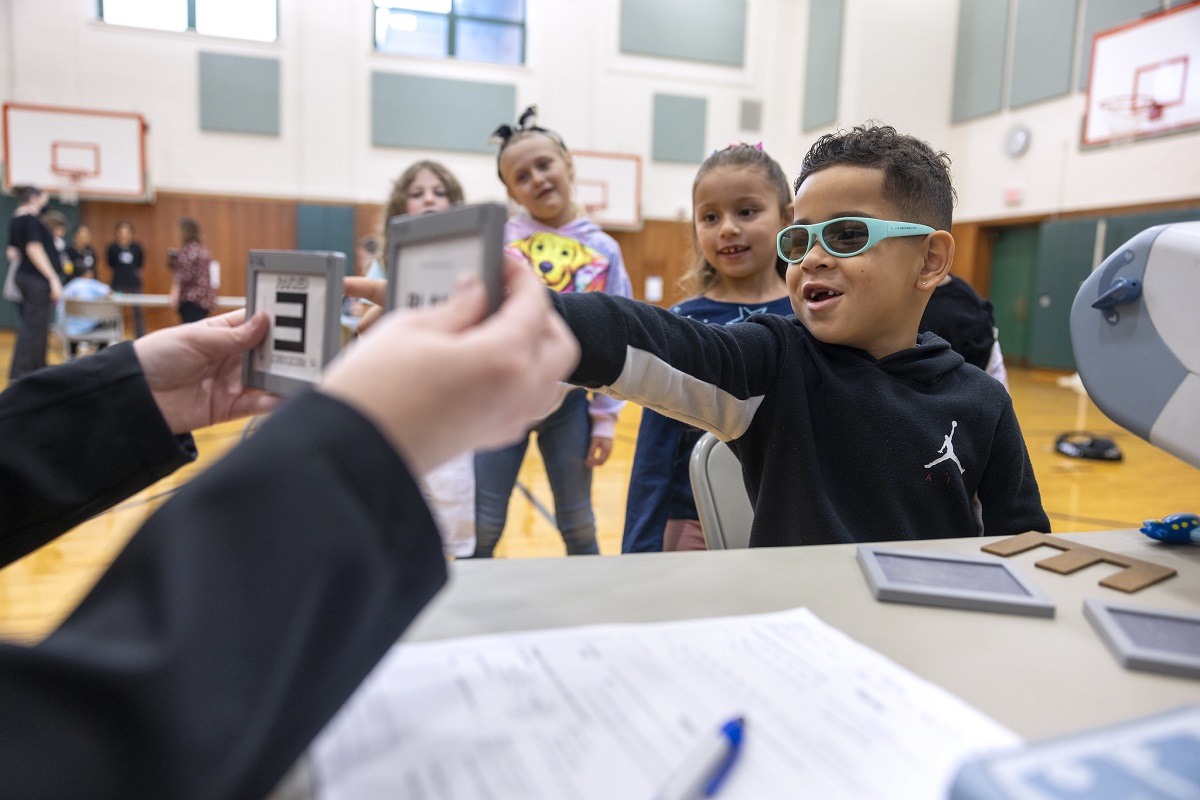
[489,105,568,151]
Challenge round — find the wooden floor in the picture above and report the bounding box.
[2,329,1198,643]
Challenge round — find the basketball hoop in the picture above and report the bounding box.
[55,170,86,205]
[1097,94,1160,146]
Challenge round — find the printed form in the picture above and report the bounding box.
[310,608,1020,799]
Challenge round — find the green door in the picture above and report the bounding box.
[988,224,1039,362]
[1028,218,1099,370]
[1104,207,1200,256]
[296,204,355,275]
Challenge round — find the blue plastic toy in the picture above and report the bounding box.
[1140,513,1200,544]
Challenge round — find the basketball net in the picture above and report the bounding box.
[56,171,84,205]
[1097,94,1159,147]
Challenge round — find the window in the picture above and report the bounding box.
[98,0,278,43]
[374,0,525,65]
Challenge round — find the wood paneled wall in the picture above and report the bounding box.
[948,222,992,296]
[610,219,695,308]
[73,191,1200,335]
[82,193,297,331]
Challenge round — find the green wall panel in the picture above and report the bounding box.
[199,52,280,136]
[803,0,844,131]
[652,94,707,164]
[1009,1,1077,108]
[371,72,515,154]
[619,0,746,67]
[296,204,355,276]
[951,0,1010,122]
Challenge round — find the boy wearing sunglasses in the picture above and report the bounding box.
[554,124,1049,547]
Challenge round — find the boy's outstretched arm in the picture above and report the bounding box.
[552,292,786,442]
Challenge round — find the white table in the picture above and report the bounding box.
[273,530,1200,799]
[408,530,1200,740]
[106,293,245,309]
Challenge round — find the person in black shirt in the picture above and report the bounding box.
[106,220,146,336]
[7,186,61,380]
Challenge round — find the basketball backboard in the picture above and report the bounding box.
[1082,3,1200,147]
[572,151,642,230]
[3,103,149,201]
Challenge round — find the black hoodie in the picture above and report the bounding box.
[555,293,1050,548]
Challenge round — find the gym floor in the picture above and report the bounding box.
[1,330,1197,643]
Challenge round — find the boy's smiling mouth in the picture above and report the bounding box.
[802,283,843,307]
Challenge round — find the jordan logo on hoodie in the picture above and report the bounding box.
[925,420,965,474]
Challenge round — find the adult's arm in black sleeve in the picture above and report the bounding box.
[0,391,448,799]
[0,342,197,566]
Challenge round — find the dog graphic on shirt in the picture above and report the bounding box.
[925,420,965,474]
[508,231,609,293]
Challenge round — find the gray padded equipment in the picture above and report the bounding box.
[1071,221,1200,469]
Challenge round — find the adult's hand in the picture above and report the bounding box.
[322,259,580,475]
[133,310,282,435]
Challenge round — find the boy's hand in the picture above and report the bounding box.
[343,277,387,333]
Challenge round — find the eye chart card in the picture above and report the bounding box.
[385,202,506,315]
[243,250,344,397]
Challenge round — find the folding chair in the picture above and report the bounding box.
[60,298,124,358]
[688,432,754,550]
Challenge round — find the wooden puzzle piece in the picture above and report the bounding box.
[981,532,1176,593]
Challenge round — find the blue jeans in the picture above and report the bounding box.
[473,388,599,557]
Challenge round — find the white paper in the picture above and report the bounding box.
[310,608,1020,799]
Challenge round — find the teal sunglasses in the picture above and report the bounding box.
[776,217,935,263]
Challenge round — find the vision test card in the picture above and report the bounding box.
[385,202,506,315]
[243,250,345,397]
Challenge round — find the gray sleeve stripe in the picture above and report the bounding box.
[596,346,764,442]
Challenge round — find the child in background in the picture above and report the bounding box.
[381,160,476,559]
[58,265,114,355]
[40,211,71,282]
[342,235,384,326]
[552,124,1049,548]
[623,144,793,553]
[920,273,1009,389]
[473,106,633,557]
[66,224,97,279]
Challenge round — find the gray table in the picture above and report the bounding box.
[273,530,1200,799]
[407,530,1200,741]
[104,292,245,308]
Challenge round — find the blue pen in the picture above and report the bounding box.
[653,716,746,800]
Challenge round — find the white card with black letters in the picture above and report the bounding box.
[386,202,506,315]
[253,272,327,381]
[243,250,344,397]
[393,234,483,310]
